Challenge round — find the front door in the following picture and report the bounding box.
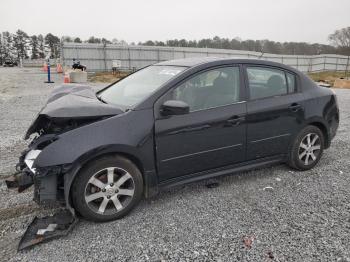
[154,66,247,182]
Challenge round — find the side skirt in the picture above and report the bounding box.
[158,155,286,190]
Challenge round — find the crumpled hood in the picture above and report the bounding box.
[25,84,123,139]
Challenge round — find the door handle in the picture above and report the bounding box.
[226,115,245,125]
[289,103,301,112]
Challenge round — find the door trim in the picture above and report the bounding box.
[161,143,243,162]
[251,133,291,143]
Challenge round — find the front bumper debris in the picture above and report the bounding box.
[18,209,78,251]
[5,170,34,192]
[5,149,41,192]
[6,148,79,250]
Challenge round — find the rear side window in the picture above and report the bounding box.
[247,67,295,100]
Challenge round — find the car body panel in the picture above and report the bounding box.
[34,109,156,172]
[155,101,247,181]
[245,92,306,159]
[14,57,339,212]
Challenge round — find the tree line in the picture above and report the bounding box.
[0,30,131,64]
[138,37,338,56]
[1,27,349,64]
[139,27,350,56]
[0,30,61,63]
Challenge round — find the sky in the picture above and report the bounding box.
[0,0,349,44]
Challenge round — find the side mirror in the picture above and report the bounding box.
[161,100,190,116]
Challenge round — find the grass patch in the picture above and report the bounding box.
[308,71,349,86]
[88,71,130,83]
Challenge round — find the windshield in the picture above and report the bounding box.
[98,65,186,108]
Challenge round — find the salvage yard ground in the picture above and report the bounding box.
[0,67,350,261]
[308,71,350,87]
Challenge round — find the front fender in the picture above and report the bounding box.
[62,145,159,214]
[34,109,155,171]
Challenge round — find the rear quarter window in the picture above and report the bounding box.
[286,72,297,93]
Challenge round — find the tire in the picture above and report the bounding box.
[288,125,325,170]
[71,155,143,222]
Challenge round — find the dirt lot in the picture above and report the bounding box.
[308,71,350,87]
[0,67,350,262]
[88,71,130,83]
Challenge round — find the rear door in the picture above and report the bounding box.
[154,66,247,181]
[244,65,305,160]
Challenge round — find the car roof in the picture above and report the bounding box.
[155,57,298,73]
[155,57,223,67]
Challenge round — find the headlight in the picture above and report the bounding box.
[24,150,42,173]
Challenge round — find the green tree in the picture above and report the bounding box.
[14,29,29,59]
[62,36,73,42]
[37,34,45,58]
[87,36,101,43]
[144,40,155,46]
[0,35,3,64]
[45,33,60,58]
[74,37,82,43]
[102,38,112,45]
[2,32,14,58]
[30,35,39,59]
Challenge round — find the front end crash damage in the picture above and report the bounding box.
[8,83,123,204]
[7,135,68,206]
[6,137,78,250]
[18,209,78,251]
[6,84,123,250]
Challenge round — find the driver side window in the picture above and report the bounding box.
[170,67,241,112]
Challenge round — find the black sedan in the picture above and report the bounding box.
[12,57,339,222]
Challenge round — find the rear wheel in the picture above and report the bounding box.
[71,155,143,222]
[288,125,324,170]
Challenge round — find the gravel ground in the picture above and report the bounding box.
[0,67,349,262]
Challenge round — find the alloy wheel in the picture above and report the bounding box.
[84,167,135,215]
[298,133,321,166]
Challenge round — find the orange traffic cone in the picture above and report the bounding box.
[56,63,63,73]
[64,73,70,83]
[42,62,48,72]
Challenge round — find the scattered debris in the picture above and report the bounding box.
[339,170,344,175]
[0,180,8,192]
[18,209,78,251]
[37,224,58,235]
[267,250,275,260]
[5,171,33,193]
[242,235,255,249]
[275,177,282,182]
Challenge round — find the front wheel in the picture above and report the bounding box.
[288,125,324,170]
[71,155,143,222]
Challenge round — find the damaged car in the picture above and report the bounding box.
[9,57,339,222]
